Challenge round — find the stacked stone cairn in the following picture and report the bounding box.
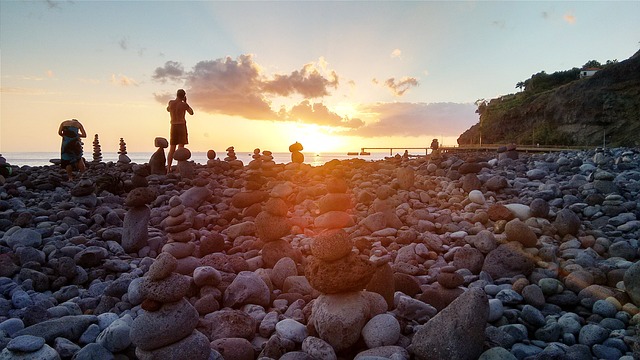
[130,164,149,189]
[261,150,277,176]
[130,252,210,359]
[92,134,102,162]
[289,141,304,164]
[173,147,193,179]
[161,195,202,274]
[256,194,294,268]
[70,178,97,207]
[121,187,155,254]
[497,143,518,161]
[224,146,244,169]
[149,137,168,175]
[224,146,237,161]
[206,149,217,167]
[248,148,262,169]
[305,177,383,352]
[117,138,131,164]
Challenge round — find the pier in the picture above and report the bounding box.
[357,144,590,156]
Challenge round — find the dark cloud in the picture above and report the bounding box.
[263,63,338,98]
[383,77,419,96]
[348,102,477,137]
[152,61,185,83]
[286,100,363,128]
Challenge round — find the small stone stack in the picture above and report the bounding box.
[130,164,149,188]
[117,138,131,164]
[173,147,193,179]
[206,149,217,167]
[261,150,277,176]
[256,196,294,268]
[92,134,102,162]
[497,143,518,161]
[224,146,237,161]
[305,178,379,351]
[122,187,155,254]
[70,179,97,207]
[131,252,210,359]
[289,142,304,164]
[248,148,262,169]
[149,137,168,175]
[161,195,199,273]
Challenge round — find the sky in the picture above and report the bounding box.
[1,1,639,154]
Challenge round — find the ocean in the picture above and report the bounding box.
[0,151,404,168]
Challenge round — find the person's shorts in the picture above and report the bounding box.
[170,123,189,145]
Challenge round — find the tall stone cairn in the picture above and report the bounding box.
[305,177,379,351]
[117,138,131,164]
[92,134,102,162]
[130,252,210,359]
[149,137,168,175]
[122,187,155,253]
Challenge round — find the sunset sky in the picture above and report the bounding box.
[1,1,639,154]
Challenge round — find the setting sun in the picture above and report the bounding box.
[287,123,348,153]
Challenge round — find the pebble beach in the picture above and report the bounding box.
[0,147,639,360]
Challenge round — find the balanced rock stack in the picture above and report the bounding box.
[130,164,149,188]
[149,137,168,175]
[122,186,155,254]
[173,147,193,179]
[224,146,237,161]
[92,134,102,162]
[305,177,380,351]
[248,148,262,169]
[206,149,217,167]
[261,150,277,175]
[70,178,97,207]
[161,195,200,274]
[223,146,244,169]
[256,196,294,268]
[130,252,210,359]
[497,143,518,161]
[289,141,304,164]
[117,138,131,164]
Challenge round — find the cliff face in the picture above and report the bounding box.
[458,51,640,147]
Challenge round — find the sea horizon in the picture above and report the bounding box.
[0,150,423,168]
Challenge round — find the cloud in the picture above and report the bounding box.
[152,61,185,83]
[563,13,576,24]
[262,62,338,98]
[286,100,363,128]
[110,74,138,87]
[348,102,477,138]
[391,49,402,59]
[46,70,54,78]
[383,77,419,96]
[152,55,344,122]
[119,37,128,50]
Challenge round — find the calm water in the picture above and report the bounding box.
[1,151,405,168]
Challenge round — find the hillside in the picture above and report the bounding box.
[457,50,640,147]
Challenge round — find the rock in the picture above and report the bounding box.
[487,204,515,222]
[179,186,212,209]
[411,288,489,360]
[453,247,484,274]
[121,206,150,253]
[262,239,298,268]
[310,229,352,261]
[125,187,156,207]
[312,292,370,352]
[482,242,535,279]
[301,336,337,360]
[130,298,199,351]
[305,253,375,293]
[578,324,610,346]
[95,317,131,352]
[193,266,222,287]
[147,252,178,281]
[204,309,256,341]
[366,263,395,309]
[504,219,537,247]
[140,273,190,303]
[529,198,549,218]
[271,257,298,289]
[6,228,42,249]
[478,347,517,360]
[0,343,60,360]
[361,314,400,348]
[504,204,531,221]
[209,338,254,360]
[6,334,45,352]
[314,211,355,229]
[623,260,640,306]
[136,330,210,360]
[554,208,581,236]
[318,193,352,213]
[468,190,485,205]
[275,319,307,343]
[256,211,291,242]
[14,315,97,343]
[231,191,269,209]
[223,271,271,308]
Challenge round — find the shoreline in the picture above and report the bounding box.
[0,147,639,359]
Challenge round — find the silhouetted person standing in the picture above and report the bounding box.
[166,89,193,173]
[58,118,87,180]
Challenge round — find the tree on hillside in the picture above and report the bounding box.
[583,60,602,69]
[516,81,525,91]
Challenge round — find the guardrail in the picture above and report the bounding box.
[357,144,590,155]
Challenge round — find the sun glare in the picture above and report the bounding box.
[289,124,346,153]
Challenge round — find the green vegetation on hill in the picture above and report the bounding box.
[458,53,640,147]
